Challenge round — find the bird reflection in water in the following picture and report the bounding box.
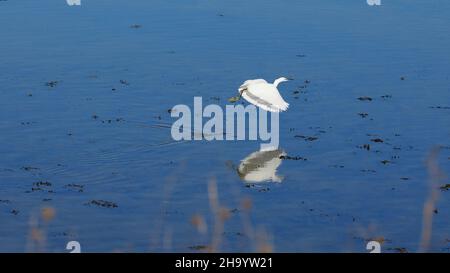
[237,148,286,183]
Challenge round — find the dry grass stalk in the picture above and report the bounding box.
[419,147,446,252]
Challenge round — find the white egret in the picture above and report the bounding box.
[235,77,291,112]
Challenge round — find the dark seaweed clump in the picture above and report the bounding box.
[86,200,118,208]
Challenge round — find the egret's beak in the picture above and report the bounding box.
[286,77,294,81]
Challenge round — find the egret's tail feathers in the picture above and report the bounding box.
[276,102,289,112]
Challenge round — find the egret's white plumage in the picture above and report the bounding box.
[238,77,290,112]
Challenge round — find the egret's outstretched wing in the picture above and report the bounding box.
[242,84,289,112]
[238,79,267,92]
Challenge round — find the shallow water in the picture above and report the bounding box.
[0,0,449,252]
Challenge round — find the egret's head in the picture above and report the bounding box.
[279,76,292,82]
[273,77,292,87]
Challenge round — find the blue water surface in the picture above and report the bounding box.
[0,0,449,252]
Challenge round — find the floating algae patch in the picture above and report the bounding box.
[85,200,118,208]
